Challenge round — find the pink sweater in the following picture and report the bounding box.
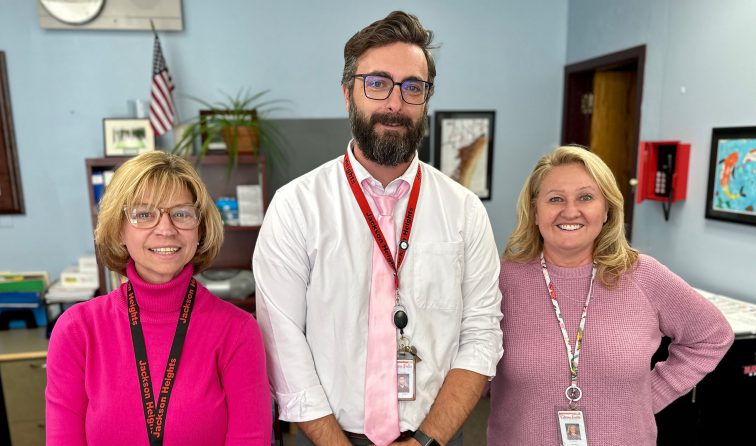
[46,262,271,445]
[488,255,733,446]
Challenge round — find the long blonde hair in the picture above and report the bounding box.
[504,146,638,287]
[94,151,224,276]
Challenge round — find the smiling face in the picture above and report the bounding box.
[344,42,429,166]
[535,163,608,267]
[121,186,199,284]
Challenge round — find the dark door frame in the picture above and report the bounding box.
[561,45,645,239]
[0,51,24,214]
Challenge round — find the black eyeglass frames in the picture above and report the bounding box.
[352,74,432,105]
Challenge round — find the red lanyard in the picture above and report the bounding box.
[343,150,421,289]
[127,279,197,446]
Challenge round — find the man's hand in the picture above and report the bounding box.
[414,368,487,445]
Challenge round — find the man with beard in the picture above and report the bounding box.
[254,11,502,446]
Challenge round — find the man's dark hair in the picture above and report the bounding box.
[341,11,437,96]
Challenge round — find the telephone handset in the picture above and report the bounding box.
[654,144,677,197]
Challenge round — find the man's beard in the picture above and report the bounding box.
[348,94,426,167]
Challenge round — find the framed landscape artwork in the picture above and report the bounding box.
[103,118,155,157]
[433,111,495,200]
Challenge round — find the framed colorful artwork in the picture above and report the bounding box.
[705,126,756,225]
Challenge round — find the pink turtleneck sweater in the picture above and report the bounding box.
[488,255,733,446]
[46,262,271,445]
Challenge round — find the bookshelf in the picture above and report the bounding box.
[84,153,267,313]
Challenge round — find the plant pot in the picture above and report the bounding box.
[221,126,259,154]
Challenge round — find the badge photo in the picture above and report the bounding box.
[397,353,416,401]
[557,410,588,446]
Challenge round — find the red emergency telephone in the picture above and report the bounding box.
[636,141,690,220]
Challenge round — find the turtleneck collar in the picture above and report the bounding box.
[125,260,195,314]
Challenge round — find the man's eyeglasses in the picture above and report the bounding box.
[124,204,201,230]
[352,74,432,105]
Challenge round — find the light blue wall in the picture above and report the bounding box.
[0,1,568,279]
[567,0,756,302]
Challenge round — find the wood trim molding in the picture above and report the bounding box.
[0,51,24,214]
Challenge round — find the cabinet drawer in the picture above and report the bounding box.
[1,358,47,423]
[8,419,45,446]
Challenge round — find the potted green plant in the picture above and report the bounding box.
[172,89,287,171]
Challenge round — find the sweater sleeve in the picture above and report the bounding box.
[45,310,88,446]
[637,256,734,413]
[220,315,272,445]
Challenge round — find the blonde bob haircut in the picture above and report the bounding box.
[504,146,639,287]
[94,151,224,276]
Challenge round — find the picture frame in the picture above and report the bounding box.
[705,126,756,226]
[0,51,24,214]
[103,118,155,157]
[417,115,432,164]
[433,111,495,200]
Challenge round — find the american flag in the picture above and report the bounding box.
[149,33,176,135]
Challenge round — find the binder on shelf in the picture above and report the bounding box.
[0,292,42,308]
[0,272,47,294]
[104,267,128,293]
[102,169,115,187]
[92,172,105,206]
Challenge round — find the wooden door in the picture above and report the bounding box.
[562,46,645,240]
[590,70,638,224]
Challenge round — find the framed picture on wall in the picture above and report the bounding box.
[433,111,495,200]
[103,118,155,157]
[417,115,432,164]
[705,126,756,226]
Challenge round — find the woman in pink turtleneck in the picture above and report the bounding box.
[488,147,733,446]
[46,152,271,445]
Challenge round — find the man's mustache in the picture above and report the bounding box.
[370,113,413,129]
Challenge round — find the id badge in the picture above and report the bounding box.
[557,410,587,446]
[397,352,415,401]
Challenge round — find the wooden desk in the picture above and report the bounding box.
[0,327,48,361]
[0,328,48,446]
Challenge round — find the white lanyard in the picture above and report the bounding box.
[540,253,597,409]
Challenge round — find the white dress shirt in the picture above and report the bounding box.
[253,142,503,432]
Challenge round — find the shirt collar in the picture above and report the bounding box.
[346,139,419,194]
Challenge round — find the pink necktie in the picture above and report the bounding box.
[362,179,409,446]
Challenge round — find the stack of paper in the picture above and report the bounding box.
[45,280,97,303]
[696,288,756,335]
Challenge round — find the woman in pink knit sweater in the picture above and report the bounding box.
[488,146,733,446]
[46,152,271,445]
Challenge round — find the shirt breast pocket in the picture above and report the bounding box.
[409,241,463,310]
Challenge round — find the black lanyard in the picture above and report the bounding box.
[342,150,422,290]
[127,279,197,446]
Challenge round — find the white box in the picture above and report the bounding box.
[237,184,264,226]
[60,266,99,288]
[78,254,98,272]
